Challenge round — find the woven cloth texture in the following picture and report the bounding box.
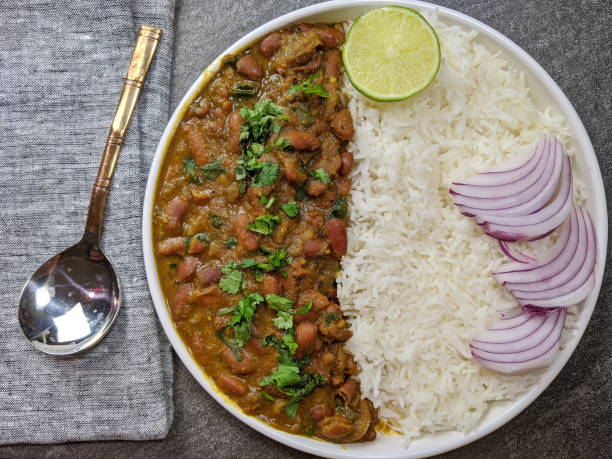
[0,0,176,444]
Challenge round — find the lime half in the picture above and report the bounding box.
[342,6,441,102]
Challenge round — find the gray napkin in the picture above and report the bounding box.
[0,0,176,444]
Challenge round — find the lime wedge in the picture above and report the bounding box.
[342,6,441,102]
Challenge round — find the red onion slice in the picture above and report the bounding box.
[509,207,593,293]
[451,136,551,199]
[498,240,537,264]
[471,309,566,374]
[494,208,573,279]
[517,271,595,308]
[451,135,547,188]
[455,138,564,215]
[472,309,560,353]
[479,155,572,241]
[476,312,547,343]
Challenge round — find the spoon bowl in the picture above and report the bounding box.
[18,231,121,355]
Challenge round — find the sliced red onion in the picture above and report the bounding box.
[476,312,547,343]
[479,155,572,242]
[472,309,560,353]
[509,207,593,294]
[517,272,595,308]
[451,136,551,200]
[471,308,566,374]
[494,208,574,280]
[455,138,564,216]
[492,206,597,308]
[451,135,547,188]
[498,240,536,264]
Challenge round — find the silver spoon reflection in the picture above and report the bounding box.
[18,26,161,355]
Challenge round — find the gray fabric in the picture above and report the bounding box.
[0,0,175,444]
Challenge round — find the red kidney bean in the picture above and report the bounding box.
[236,54,263,80]
[283,130,321,151]
[339,151,354,176]
[259,32,282,57]
[227,110,243,154]
[327,218,347,259]
[296,321,318,351]
[330,109,355,141]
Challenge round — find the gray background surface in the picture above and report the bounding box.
[1,0,610,457]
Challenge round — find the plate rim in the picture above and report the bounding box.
[141,1,608,457]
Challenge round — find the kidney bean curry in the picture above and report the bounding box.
[153,23,378,443]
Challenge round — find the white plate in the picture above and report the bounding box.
[142,1,607,457]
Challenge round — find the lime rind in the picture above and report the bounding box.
[342,6,441,102]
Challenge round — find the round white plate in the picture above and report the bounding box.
[142,1,607,457]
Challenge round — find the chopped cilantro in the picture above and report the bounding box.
[239,99,286,144]
[209,213,223,229]
[247,214,280,235]
[182,157,226,183]
[216,293,264,358]
[260,360,301,388]
[194,233,209,244]
[265,293,294,312]
[282,333,298,355]
[310,168,331,184]
[252,162,279,187]
[224,237,238,249]
[169,263,177,269]
[200,159,226,181]
[274,137,293,150]
[281,201,299,218]
[259,194,276,209]
[288,73,330,98]
[273,311,294,330]
[182,158,201,184]
[305,425,316,436]
[231,84,257,97]
[218,261,244,294]
[330,197,347,219]
[295,301,313,315]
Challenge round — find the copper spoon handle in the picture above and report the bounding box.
[85,25,162,239]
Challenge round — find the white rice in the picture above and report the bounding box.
[339,14,582,440]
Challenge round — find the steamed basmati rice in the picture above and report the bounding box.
[338,14,581,440]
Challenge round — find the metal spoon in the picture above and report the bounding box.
[18,26,162,355]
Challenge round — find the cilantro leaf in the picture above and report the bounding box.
[260,361,301,388]
[284,400,300,417]
[182,157,201,184]
[240,99,286,144]
[265,294,294,312]
[183,157,226,183]
[247,214,280,235]
[282,333,298,355]
[259,194,276,209]
[288,73,330,98]
[274,137,293,150]
[218,261,244,294]
[330,197,347,219]
[231,84,257,97]
[252,162,279,187]
[224,237,237,249]
[281,201,299,218]
[295,301,313,315]
[310,168,331,184]
[200,159,226,181]
[273,310,294,330]
[216,293,264,358]
[209,213,223,229]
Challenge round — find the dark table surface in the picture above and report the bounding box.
[2,0,610,457]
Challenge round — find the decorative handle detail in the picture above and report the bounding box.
[85,25,162,238]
